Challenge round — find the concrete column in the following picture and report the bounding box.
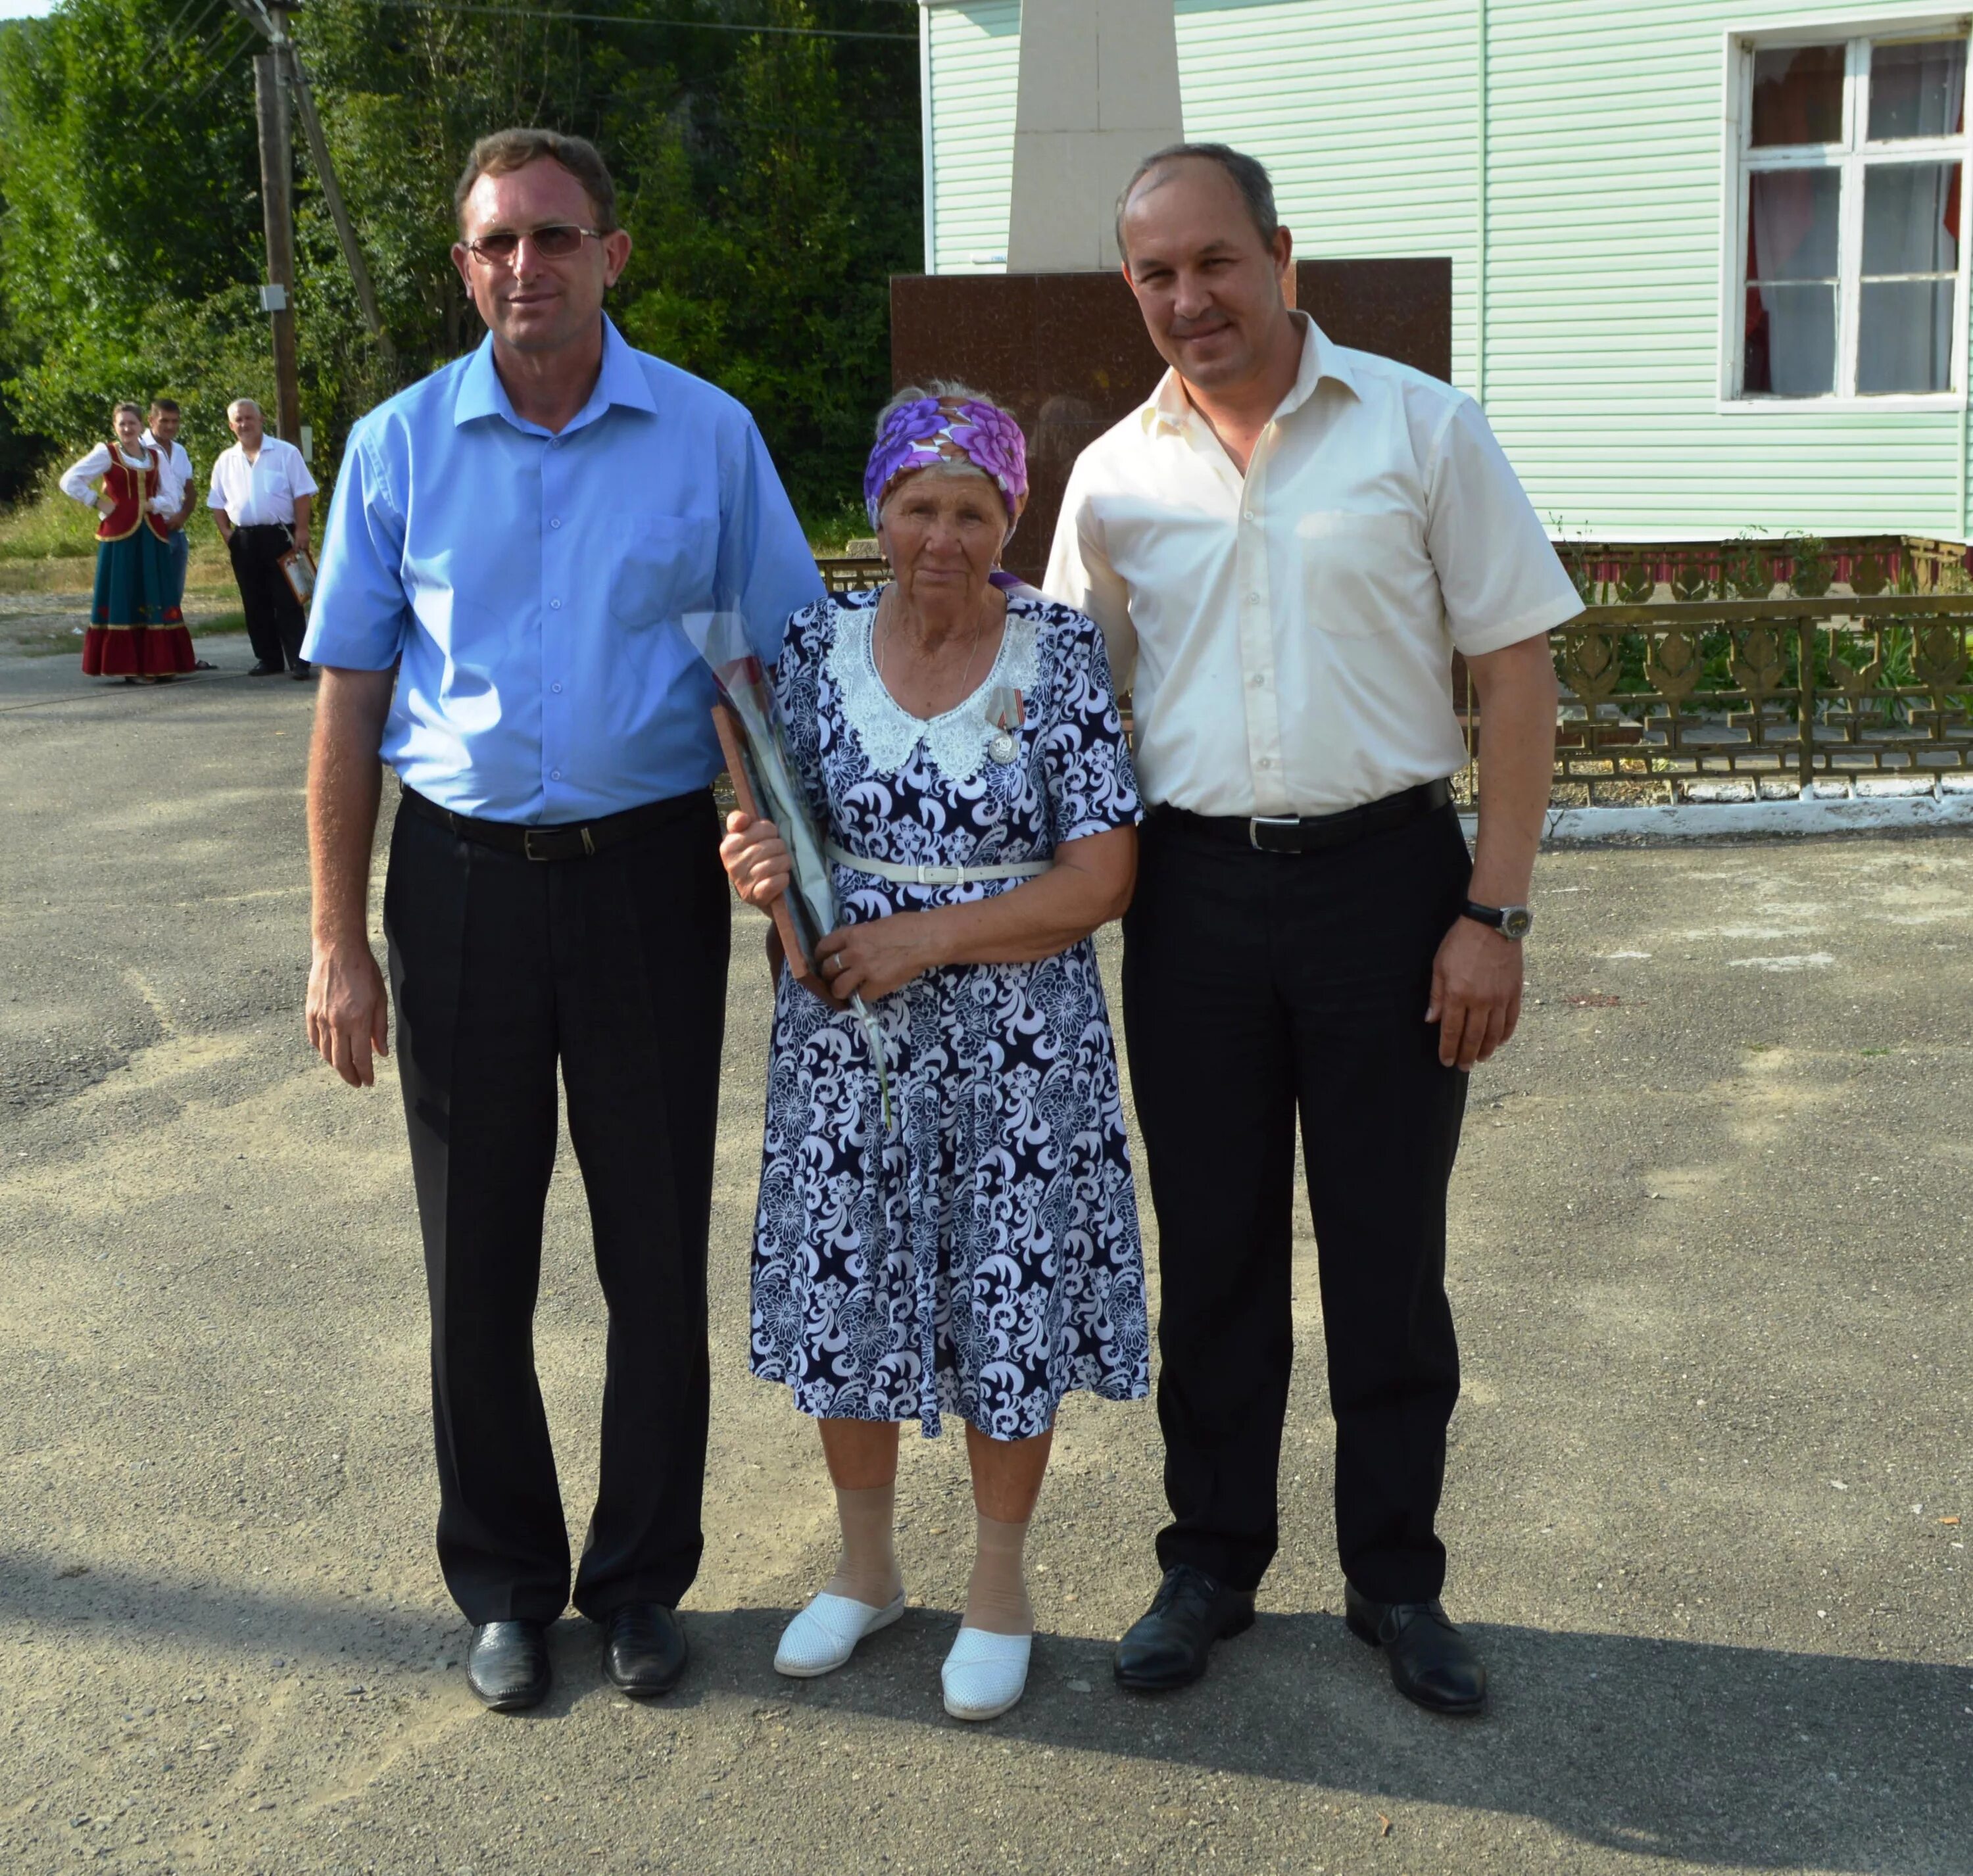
[1005,0,1183,272]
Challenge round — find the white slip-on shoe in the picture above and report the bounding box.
[773,1589,907,1678]
[940,1625,1032,1721]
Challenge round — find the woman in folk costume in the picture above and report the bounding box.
[59,402,195,681]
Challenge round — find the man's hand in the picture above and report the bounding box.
[815,914,940,1003]
[719,810,791,907]
[306,665,394,1086]
[1425,916,1522,1070]
[306,938,390,1087]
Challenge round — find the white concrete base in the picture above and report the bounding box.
[1459,789,1973,845]
[1006,0,1183,271]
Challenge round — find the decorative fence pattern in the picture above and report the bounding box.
[1535,594,1973,807]
[1554,535,1971,606]
[817,544,1973,811]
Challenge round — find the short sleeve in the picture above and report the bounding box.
[1424,397,1582,656]
[1038,604,1142,848]
[1044,457,1138,696]
[302,425,410,669]
[718,416,826,667]
[289,445,321,500]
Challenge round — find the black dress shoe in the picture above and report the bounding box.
[1113,1564,1255,1691]
[288,660,314,679]
[466,1620,550,1712]
[247,660,283,677]
[601,1601,687,1698]
[1344,1583,1486,1714]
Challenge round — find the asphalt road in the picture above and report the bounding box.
[2,635,1968,1876]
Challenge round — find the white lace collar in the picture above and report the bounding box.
[825,590,1038,782]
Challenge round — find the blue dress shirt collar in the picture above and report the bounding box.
[451,315,660,437]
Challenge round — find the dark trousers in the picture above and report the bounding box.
[381,792,731,1624]
[226,523,306,669]
[1121,802,1473,1604]
[164,528,189,610]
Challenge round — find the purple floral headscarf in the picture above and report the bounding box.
[862,395,1029,535]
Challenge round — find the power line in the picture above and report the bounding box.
[162,0,224,44]
[132,18,258,137]
[335,0,916,41]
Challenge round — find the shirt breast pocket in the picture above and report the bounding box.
[607,516,717,627]
[1294,508,1421,638]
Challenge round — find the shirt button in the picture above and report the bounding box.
[552,682,563,694]
[550,599,562,610]
[550,517,562,529]
[1246,592,1261,604]
[551,769,562,781]
[1259,756,1276,768]
[1250,673,1267,688]
[1242,510,1255,521]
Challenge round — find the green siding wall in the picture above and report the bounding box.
[921,0,1970,541]
[925,2,1021,274]
[1175,0,1482,395]
[1483,0,1965,541]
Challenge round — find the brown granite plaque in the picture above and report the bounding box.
[890,260,1452,585]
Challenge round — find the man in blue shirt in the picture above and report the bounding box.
[303,128,822,1712]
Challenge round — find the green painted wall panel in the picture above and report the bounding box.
[920,0,1969,540]
[925,2,1021,274]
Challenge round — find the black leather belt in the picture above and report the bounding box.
[1158,779,1453,855]
[398,783,711,861]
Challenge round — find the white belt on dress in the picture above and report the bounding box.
[825,840,1050,888]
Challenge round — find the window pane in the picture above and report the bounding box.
[1751,44,1847,146]
[1747,168,1841,279]
[1857,279,1956,393]
[1862,162,1962,274]
[1867,38,1967,140]
[1744,283,1838,394]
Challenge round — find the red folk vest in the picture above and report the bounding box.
[96,444,170,544]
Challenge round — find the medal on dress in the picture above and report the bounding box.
[985,686,1024,765]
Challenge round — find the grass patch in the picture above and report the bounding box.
[0,479,95,564]
[805,498,878,556]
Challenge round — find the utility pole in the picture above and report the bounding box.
[285,51,394,365]
[252,1,302,443]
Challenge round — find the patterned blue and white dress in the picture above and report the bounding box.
[748,585,1149,1440]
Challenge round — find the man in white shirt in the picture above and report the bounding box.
[208,397,319,678]
[1047,144,1580,1716]
[141,398,196,610]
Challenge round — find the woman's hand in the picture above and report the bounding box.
[96,495,115,517]
[815,914,942,1003]
[721,809,791,907]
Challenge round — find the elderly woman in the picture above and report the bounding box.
[59,401,195,681]
[721,386,1147,1721]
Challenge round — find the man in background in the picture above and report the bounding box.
[208,397,316,679]
[141,398,195,613]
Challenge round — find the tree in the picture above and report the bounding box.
[0,0,921,525]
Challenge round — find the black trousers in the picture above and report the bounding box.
[1121,802,1473,1604]
[226,524,306,670]
[382,792,731,1624]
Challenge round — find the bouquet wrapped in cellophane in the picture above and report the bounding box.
[683,610,892,1130]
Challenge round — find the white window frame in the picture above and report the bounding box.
[1718,14,1973,410]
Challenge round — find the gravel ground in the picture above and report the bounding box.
[1,638,1968,1876]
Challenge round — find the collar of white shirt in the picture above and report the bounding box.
[1141,312,1359,438]
[452,315,660,437]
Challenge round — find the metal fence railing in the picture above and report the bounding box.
[1529,595,1973,807]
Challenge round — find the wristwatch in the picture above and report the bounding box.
[1462,899,1534,940]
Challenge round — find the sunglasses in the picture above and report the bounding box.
[463,224,604,265]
